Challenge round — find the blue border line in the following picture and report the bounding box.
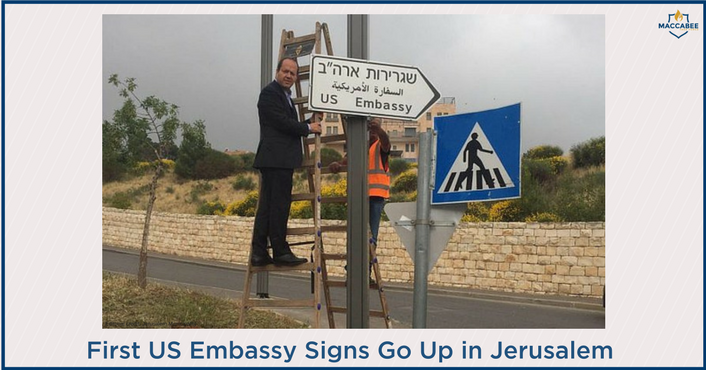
[1,1,703,369]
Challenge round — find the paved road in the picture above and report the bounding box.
[103,247,605,329]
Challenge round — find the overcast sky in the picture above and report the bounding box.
[103,14,604,153]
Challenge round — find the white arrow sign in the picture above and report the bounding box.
[309,54,441,120]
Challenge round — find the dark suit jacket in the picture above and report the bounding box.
[253,80,311,169]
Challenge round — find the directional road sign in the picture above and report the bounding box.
[432,103,522,204]
[384,202,466,272]
[309,54,441,120]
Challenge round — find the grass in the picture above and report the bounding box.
[102,272,308,329]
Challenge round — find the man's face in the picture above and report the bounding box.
[276,59,298,90]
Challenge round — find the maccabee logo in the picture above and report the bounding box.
[659,10,699,39]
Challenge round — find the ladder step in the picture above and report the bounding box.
[305,134,347,145]
[287,225,347,235]
[283,34,316,47]
[289,240,315,246]
[292,96,308,105]
[245,298,315,308]
[298,65,310,76]
[325,279,380,289]
[291,193,347,204]
[309,166,347,175]
[322,253,347,260]
[248,262,315,273]
[328,306,387,317]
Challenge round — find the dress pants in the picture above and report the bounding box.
[251,168,294,258]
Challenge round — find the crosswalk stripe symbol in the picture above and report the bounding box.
[439,122,515,194]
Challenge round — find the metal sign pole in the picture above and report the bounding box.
[256,14,273,298]
[413,131,433,328]
[346,14,370,329]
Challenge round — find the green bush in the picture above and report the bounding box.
[236,152,256,172]
[548,156,569,174]
[524,145,564,160]
[489,200,522,221]
[388,158,410,176]
[525,212,563,222]
[197,200,226,215]
[523,158,555,184]
[314,147,343,167]
[553,169,605,221]
[189,181,214,203]
[289,201,313,219]
[570,136,605,169]
[193,149,237,180]
[391,170,417,193]
[232,175,256,191]
[175,121,210,179]
[105,192,132,209]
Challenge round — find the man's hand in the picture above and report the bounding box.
[328,161,342,173]
[309,121,322,134]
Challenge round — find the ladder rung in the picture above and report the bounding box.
[305,134,347,145]
[326,280,346,288]
[291,192,315,201]
[292,96,308,105]
[327,306,386,318]
[245,298,315,308]
[283,34,316,46]
[249,262,315,272]
[322,253,347,260]
[287,225,347,235]
[298,65,310,76]
[289,240,315,246]
[311,166,347,175]
[291,193,347,204]
[300,158,315,168]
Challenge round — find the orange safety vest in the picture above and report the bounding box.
[368,140,390,198]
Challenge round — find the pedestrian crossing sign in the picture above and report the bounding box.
[432,103,521,204]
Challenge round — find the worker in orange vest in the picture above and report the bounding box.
[329,117,391,245]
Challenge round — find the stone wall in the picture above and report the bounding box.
[102,207,605,298]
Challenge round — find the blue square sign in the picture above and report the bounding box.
[432,103,521,204]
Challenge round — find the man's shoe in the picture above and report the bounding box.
[250,254,274,266]
[273,253,308,266]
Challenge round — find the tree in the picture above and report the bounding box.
[107,74,180,288]
[175,120,210,179]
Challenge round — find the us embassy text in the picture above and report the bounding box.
[88,340,612,362]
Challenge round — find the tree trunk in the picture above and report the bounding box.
[137,165,162,289]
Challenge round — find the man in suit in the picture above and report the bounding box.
[251,57,322,267]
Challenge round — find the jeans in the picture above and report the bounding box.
[369,196,386,245]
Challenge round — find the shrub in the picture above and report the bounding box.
[388,158,410,176]
[197,200,226,215]
[465,202,490,221]
[314,148,343,167]
[524,145,564,160]
[193,149,237,180]
[236,152,256,172]
[553,169,605,221]
[189,181,214,203]
[489,200,522,221]
[321,178,347,220]
[570,136,605,169]
[523,159,555,184]
[391,170,417,193]
[525,212,563,222]
[548,156,569,174]
[223,191,259,217]
[290,201,313,219]
[232,175,256,191]
[461,213,484,222]
[105,192,132,209]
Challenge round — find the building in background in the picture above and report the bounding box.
[319,97,456,162]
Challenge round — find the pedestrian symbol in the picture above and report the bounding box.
[438,123,515,194]
[432,103,521,204]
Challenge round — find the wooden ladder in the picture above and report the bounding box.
[238,22,390,329]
